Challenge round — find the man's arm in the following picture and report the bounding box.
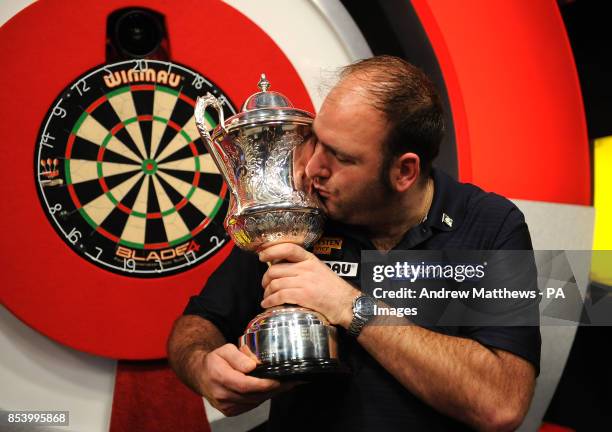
[167,315,225,394]
[168,315,293,417]
[259,243,536,431]
[357,322,535,431]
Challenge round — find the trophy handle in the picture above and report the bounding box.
[194,94,236,197]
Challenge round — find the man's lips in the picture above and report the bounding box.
[314,186,331,198]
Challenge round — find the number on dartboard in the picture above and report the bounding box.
[52,106,67,118]
[71,79,90,96]
[35,60,235,277]
[133,59,148,72]
[40,133,56,148]
[124,258,136,272]
[67,227,82,245]
[49,203,62,214]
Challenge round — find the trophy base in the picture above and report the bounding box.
[249,358,350,381]
[239,305,347,381]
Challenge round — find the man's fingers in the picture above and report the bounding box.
[215,383,301,416]
[262,277,301,299]
[261,262,298,288]
[221,367,284,394]
[261,288,302,308]
[216,344,257,374]
[259,243,312,264]
[239,344,260,363]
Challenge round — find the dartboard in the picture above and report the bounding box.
[35,60,235,277]
[2,0,323,359]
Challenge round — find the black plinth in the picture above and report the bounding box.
[249,358,350,381]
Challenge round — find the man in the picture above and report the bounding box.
[168,56,540,431]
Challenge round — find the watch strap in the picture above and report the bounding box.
[348,295,372,337]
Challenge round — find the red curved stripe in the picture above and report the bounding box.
[413,0,590,205]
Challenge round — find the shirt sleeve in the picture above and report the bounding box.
[462,203,542,375]
[460,326,541,375]
[183,246,267,343]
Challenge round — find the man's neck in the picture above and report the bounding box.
[367,177,433,252]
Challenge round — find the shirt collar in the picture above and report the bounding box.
[423,167,465,232]
[323,168,465,245]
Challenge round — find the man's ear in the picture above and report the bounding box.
[388,153,420,192]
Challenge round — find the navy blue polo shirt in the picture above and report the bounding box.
[184,168,541,432]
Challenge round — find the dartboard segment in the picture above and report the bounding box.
[106,89,149,160]
[151,87,180,158]
[35,60,236,277]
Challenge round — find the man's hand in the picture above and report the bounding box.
[259,243,360,327]
[197,343,295,417]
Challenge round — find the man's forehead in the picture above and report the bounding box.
[324,75,373,103]
[313,84,389,157]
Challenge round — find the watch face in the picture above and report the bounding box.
[35,59,235,277]
[356,296,376,317]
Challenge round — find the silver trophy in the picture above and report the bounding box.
[194,75,347,379]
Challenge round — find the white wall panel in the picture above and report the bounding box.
[0,306,116,432]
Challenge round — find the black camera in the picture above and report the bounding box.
[106,8,170,61]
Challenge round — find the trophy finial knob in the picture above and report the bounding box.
[258,73,270,92]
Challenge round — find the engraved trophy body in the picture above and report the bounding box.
[194,75,346,379]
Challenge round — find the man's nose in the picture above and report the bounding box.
[305,143,330,180]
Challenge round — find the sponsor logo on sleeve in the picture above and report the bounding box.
[313,237,343,255]
[323,261,358,277]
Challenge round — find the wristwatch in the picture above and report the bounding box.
[347,294,376,337]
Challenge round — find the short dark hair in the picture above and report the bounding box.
[340,55,445,183]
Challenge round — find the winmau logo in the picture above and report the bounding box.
[324,261,358,277]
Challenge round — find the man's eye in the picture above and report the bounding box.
[336,155,352,164]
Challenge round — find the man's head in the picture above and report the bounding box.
[305,55,444,226]
[339,56,444,184]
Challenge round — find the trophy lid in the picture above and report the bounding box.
[219,74,314,133]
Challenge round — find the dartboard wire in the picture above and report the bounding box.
[69,105,144,165]
[152,167,229,245]
[153,86,217,163]
[36,97,78,240]
[149,115,231,238]
[106,86,149,160]
[76,162,229,257]
[151,84,188,159]
[156,163,232,211]
[65,108,145,210]
[89,84,150,164]
[154,128,229,218]
[151,165,228,246]
[66,159,141,186]
[35,60,239,277]
[149,84,182,160]
[119,175,151,247]
[75,78,225,226]
[40,103,231,229]
[83,233,228,275]
[100,60,228,165]
[75,170,145,230]
[76,92,146,164]
[39,59,238,109]
[154,113,213,164]
[129,170,151,216]
[157,153,219,174]
[155,169,224,218]
[51,96,141,164]
[150,174,192,246]
[92,169,153,222]
[135,86,157,160]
